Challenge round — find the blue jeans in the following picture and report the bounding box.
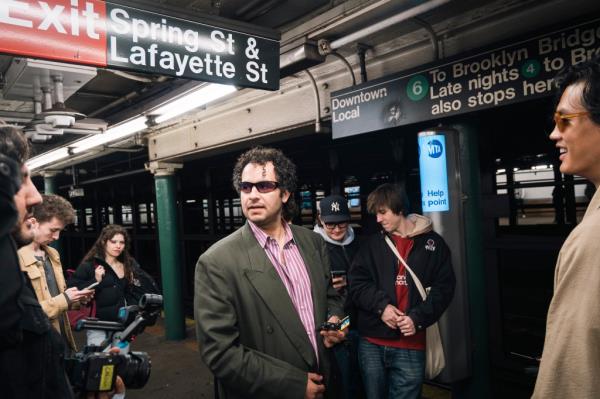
[358,337,425,399]
[333,329,364,399]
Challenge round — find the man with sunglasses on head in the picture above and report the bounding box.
[533,58,600,398]
[195,146,345,399]
[314,195,364,399]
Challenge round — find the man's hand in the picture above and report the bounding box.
[64,287,94,303]
[305,372,325,399]
[320,315,346,348]
[381,304,403,329]
[331,276,347,291]
[397,315,416,336]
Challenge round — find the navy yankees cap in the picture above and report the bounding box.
[319,195,350,223]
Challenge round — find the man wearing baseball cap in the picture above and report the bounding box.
[314,194,363,399]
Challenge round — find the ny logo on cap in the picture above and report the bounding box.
[331,202,340,212]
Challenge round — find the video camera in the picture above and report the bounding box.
[65,294,163,393]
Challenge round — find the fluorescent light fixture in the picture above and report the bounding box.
[70,116,147,154]
[27,117,147,171]
[153,83,236,124]
[27,147,70,170]
[27,83,236,171]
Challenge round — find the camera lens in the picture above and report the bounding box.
[118,352,151,389]
[139,294,163,308]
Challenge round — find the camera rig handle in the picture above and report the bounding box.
[75,319,124,332]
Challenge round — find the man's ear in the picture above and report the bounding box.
[281,190,291,203]
[28,217,39,229]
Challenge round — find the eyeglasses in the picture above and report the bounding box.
[324,222,348,230]
[554,111,589,131]
[240,181,279,193]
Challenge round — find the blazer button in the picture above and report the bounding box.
[266,325,274,334]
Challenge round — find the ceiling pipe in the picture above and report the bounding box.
[413,17,440,61]
[329,52,356,86]
[105,69,154,83]
[328,0,450,51]
[304,69,322,133]
[42,87,53,111]
[88,75,170,118]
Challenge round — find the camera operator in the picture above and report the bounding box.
[0,124,71,398]
[0,125,125,399]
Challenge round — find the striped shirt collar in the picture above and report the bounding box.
[248,219,294,247]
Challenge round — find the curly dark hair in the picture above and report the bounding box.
[82,224,134,282]
[554,56,600,125]
[232,146,298,215]
[0,125,29,164]
[32,194,75,225]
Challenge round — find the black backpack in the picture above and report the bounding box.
[126,262,161,306]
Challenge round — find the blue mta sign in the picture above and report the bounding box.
[427,139,444,158]
[418,133,449,212]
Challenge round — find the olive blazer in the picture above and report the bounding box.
[195,222,344,399]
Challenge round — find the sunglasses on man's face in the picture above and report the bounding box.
[553,111,589,132]
[240,181,279,193]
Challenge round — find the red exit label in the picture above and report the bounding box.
[0,0,108,66]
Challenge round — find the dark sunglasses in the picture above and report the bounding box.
[324,222,348,230]
[240,181,279,193]
[554,111,589,132]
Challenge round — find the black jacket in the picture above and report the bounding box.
[68,258,130,322]
[0,153,22,348]
[324,237,359,314]
[326,238,360,275]
[349,228,455,339]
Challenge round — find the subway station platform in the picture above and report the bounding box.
[74,317,450,398]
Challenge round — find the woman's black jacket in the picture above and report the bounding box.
[348,230,455,339]
[68,257,129,322]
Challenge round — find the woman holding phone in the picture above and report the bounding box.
[314,195,363,399]
[68,224,136,346]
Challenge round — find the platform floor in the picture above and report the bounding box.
[73,317,450,398]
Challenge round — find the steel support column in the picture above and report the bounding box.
[452,122,491,398]
[147,161,185,340]
[41,171,63,253]
[42,171,57,194]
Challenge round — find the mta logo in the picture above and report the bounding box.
[427,139,443,158]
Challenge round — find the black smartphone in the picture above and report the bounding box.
[330,270,347,278]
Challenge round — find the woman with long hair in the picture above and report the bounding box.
[68,224,135,345]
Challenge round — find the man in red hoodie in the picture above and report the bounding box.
[349,183,455,399]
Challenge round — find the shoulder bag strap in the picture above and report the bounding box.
[384,235,427,301]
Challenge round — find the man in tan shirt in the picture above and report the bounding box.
[533,58,600,398]
[18,194,93,352]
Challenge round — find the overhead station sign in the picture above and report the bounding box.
[0,0,280,90]
[331,18,600,138]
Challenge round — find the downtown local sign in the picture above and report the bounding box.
[0,0,280,90]
[331,17,600,138]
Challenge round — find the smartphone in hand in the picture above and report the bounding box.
[330,270,347,279]
[84,281,100,290]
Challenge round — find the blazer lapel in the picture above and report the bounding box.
[240,224,317,368]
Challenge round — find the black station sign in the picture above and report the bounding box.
[0,0,280,90]
[331,18,600,138]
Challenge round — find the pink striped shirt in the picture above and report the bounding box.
[248,220,318,359]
